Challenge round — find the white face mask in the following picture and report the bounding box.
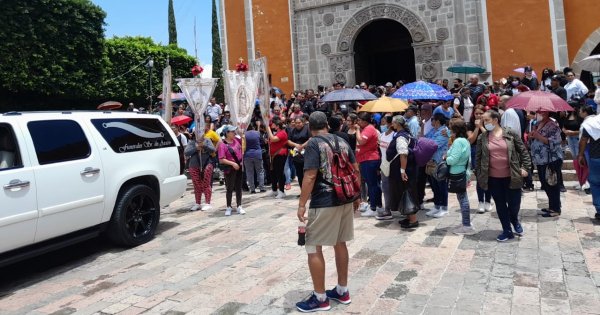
[484,123,495,131]
[536,114,544,121]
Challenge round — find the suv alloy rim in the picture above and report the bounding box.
[125,193,157,238]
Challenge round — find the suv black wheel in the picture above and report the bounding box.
[107,184,160,246]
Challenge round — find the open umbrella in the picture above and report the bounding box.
[447,61,486,81]
[391,81,452,101]
[321,88,377,103]
[158,92,186,101]
[506,91,573,112]
[514,67,538,78]
[577,54,600,73]
[97,101,123,110]
[359,96,408,113]
[171,115,192,125]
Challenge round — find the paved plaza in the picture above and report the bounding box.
[1,180,600,315]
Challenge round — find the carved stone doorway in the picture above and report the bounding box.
[354,19,415,86]
[581,43,600,88]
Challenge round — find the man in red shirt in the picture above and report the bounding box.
[354,112,383,217]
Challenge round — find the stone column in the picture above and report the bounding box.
[550,0,569,69]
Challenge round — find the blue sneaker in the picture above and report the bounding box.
[325,286,352,304]
[496,231,515,242]
[514,223,524,236]
[296,293,331,312]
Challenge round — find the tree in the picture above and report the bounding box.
[0,0,106,98]
[102,37,196,106]
[168,0,178,46]
[211,0,224,103]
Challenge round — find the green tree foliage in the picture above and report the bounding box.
[102,37,196,106]
[211,0,224,103]
[168,0,178,46]
[0,0,106,98]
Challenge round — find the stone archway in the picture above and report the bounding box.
[328,4,444,86]
[572,27,600,75]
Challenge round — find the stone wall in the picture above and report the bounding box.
[290,0,486,89]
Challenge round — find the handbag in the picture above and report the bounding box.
[425,160,437,176]
[447,156,469,193]
[545,145,558,186]
[380,154,399,177]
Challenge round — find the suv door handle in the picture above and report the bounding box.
[81,167,101,177]
[3,179,31,191]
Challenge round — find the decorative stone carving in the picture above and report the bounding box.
[444,0,452,5]
[436,28,449,40]
[336,4,430,53]
[428,0,442,10]
[328,53,353,85]
[340,41,350,51]
[323,13,334,26]
[418,4,425,11]
[413,32,425,42]
[321,44,331,55]
[422,63,437,79]
[413,41,444,63]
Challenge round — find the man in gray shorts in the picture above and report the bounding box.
[296,111,361,312]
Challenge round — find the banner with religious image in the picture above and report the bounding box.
[176,77,218,138]
[224,63,260,130]
[251,57,270,124]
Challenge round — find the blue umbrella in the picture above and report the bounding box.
[320,88,377,103]
[391,81,453,101]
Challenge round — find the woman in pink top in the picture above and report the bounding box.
[354,112,382,217]
[476,111,531,242]
[218,125,246,216]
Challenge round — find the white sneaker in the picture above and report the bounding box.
[453,225,476,235]
[268,190,278,197]
[201,204,212,211]
[276,191,286,199]
[575,183,581,190]
[359,202,369,212]
[225,207,232,216]
[484,202,493,212]
[190,204,201,211]
[361,209,377,217]
[477,202,485,214]
[237,206,246,215]
[425,206,440,217]
[433,209,448,218]
[582,181,590,190]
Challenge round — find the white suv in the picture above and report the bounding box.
[0,111,187,266]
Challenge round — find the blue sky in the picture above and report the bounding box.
[91,0,215,68]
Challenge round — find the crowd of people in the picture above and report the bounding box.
[169,65,600,312]
[176,67,599,226]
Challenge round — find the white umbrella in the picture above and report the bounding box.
[577,54,600,73]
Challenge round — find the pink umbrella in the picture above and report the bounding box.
[514,67,538,78]
[506,91,574,112]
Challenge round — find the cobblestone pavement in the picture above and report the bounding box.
[1,180,599,315]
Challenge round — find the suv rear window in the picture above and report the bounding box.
[28,120,91,165]
[91,118,175,153]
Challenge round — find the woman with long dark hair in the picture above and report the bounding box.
[287,116,310,187]
[468,105,492,213]
[266,117,289,199]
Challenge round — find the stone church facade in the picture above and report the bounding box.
[291,0,486,89]
[219,0,600,94]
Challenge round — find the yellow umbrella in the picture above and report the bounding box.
[359,96,408,113]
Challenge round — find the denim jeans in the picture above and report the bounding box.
[456,191,471,226]
[471,146,491,202]
[359,160,382,210]
[587,157,600,214]
[428,175,448,207]
[243,157,265,191]
[284,156,292,185]
[488,177,522,234]
[537,162,562,212]
[567,136,579,157]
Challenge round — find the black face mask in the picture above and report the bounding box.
[453,84,459,88]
